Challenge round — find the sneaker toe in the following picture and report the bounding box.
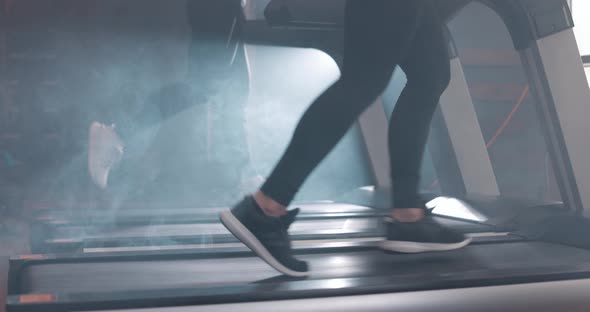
[268,247,309,275]
[288,258,309,274]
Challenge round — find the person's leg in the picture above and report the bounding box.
[380,3,470,253]
[188,0,251,193]
[256,0,426,215]
[389,3,451,218]
[88,83,187,191]
[89,0,249,190]
[187,0,244,79]
[221,0,426,277]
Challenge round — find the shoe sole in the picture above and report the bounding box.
[88,123,108,189]
[88,122,123,189]
[379,237,472,253]
[219,210,310,277]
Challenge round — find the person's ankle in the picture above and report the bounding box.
[390,208,425,223]
[254,191,287,217]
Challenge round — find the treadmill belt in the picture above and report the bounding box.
[20,242,590,294]
[50,217,494,241]
[49,218,499,242]
[51,218,379,240]
[39,204,374,220]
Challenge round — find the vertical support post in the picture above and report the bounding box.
[520,28,590,214]
[434,57,500,197]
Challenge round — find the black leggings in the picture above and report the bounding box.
[260,0,451,208]
[110,0,250,193]
[118,0,250,161]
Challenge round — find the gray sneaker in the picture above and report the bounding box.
[380,216,472,253]
[88,122,124,189]
[220,196,309,277]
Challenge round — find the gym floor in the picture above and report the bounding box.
[0,217,31,312]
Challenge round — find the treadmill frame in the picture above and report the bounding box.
[9,240,590,312]
[6,0,590,311]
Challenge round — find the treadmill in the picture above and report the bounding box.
[6,197,590,312]
[30,203,384,254]
[31,203,378,227]
[31,195,501,254]
[6,0,590,311]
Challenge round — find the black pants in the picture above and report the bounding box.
[137,0,249,159]
[260,0,451,208]
[110,0,250,196]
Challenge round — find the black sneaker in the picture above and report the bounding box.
[219,196,309,277]
[380,216,472,253]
